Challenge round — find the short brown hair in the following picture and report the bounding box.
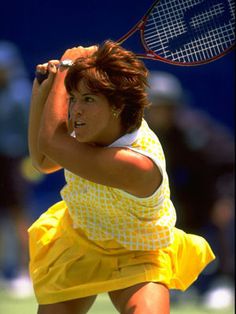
[65,40,150,133]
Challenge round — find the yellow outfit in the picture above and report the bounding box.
[28,120,215,304]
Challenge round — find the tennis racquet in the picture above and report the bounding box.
[36,0,235,83]
[117,0,235,65]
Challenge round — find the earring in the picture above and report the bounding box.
[112,108,119,118]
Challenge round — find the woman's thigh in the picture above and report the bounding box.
[37,295,97,314]
[109,282,170,314]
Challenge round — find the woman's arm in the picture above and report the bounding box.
[28,62,63,173]
[30,46,98,174]
[40,132,162,197]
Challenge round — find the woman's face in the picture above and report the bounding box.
[69,80,121,146]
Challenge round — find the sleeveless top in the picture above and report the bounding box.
[60,119,176,250]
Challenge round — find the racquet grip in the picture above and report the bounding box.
[35,59,74,84]
[35,71,49,84]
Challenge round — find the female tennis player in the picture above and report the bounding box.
[28,40,215,314]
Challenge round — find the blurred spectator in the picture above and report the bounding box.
[145,71,235,308]
[0,40,33,296]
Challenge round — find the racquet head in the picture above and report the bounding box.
[36,0,236,84]
[119,0,235,65]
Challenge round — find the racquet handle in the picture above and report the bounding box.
[35,59,74,84]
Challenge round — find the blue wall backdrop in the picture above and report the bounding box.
[1,0,235,130]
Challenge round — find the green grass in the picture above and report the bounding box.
[0,292,234,314]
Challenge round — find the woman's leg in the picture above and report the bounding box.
[37,295,97,314]
[109,282,170,314]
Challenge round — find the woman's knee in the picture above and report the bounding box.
[109,282,170,314]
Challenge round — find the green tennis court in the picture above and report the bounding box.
[0,292,234,314]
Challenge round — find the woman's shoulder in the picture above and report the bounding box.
[131,120,166,163]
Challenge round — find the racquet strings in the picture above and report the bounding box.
[143,0,235,64]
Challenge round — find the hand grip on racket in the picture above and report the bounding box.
[35,59,74,84]
[117,0,235,65]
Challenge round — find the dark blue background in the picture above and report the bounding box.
[1,0,235,131]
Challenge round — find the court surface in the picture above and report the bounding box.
[0,291,234,314]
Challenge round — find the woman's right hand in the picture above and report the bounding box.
[33,59,60,98]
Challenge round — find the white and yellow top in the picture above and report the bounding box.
[60,119,176,251]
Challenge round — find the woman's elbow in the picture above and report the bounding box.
[32,158,61,174]
[31,158,50,174]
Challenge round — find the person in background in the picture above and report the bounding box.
[0,40,33,296]
[145,71,235,309]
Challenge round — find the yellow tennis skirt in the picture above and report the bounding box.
[28,201,215,304]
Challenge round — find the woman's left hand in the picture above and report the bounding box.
[48,45,98,93]
[60,45,98,63]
